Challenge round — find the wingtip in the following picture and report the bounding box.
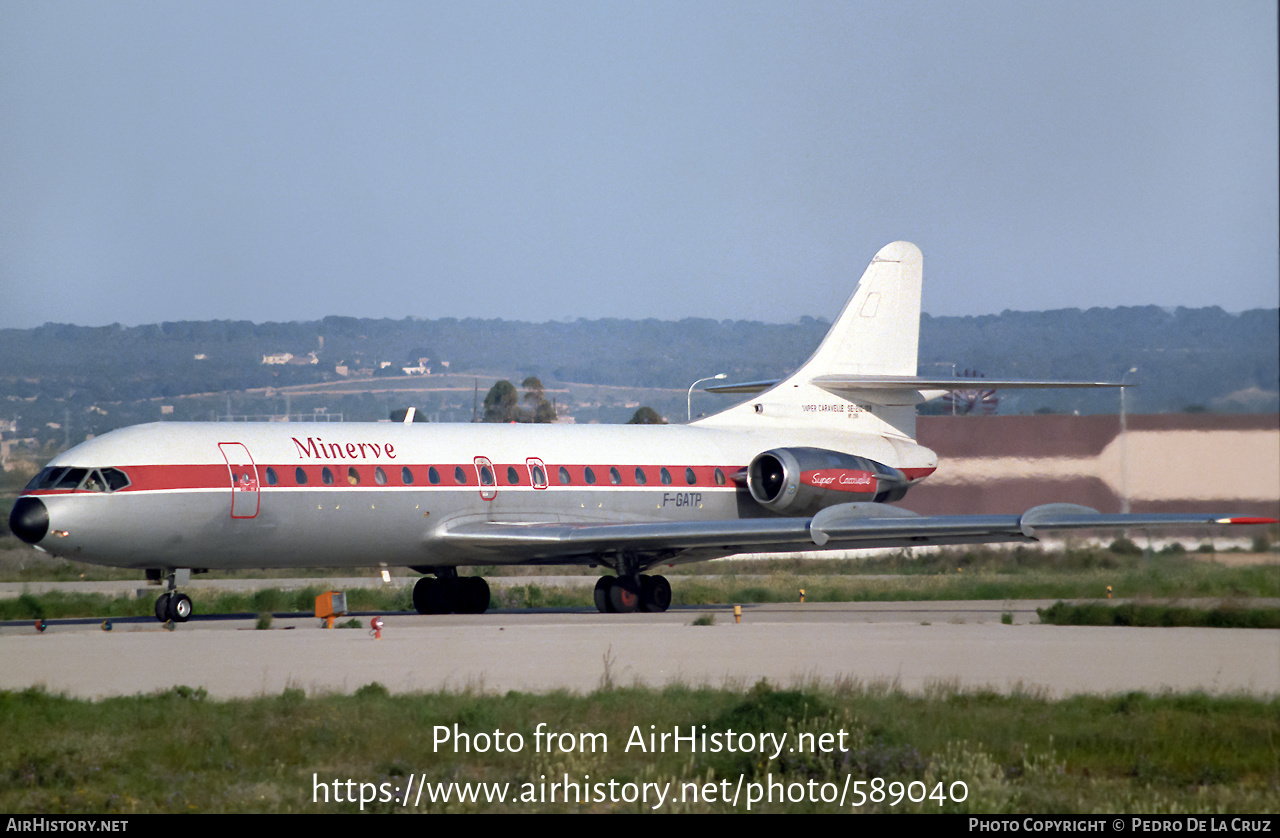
[1214,516,1279,525]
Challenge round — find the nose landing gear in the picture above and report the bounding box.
[149,569,194,623]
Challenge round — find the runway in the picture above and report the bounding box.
[2,600,1276,699]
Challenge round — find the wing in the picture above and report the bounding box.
[435,503,1273,568]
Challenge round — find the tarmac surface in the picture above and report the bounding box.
[2,592,1276,699]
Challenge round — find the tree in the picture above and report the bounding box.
[533,400,557,423]
[627,406,665,424]
[482,381,520,423]
[521,376,544,402]
[522,376,556,423]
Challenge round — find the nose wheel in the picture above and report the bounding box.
[152,571,194,623]
[154,592,192,623]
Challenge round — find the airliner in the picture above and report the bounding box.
[8,242,1272,622]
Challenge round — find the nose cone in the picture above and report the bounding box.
[9,497,49,544]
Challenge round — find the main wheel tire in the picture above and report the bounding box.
[424,578,457,614]
[609,576,640,613]
[594,576,617,613]
[154,593,171,623]
[456,577,491,614]
[412,577,433,614]
[169,593,193,622]
[640,574,672,613]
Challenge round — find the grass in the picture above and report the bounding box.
[1037,601,1280,628]
[1,681,1275,813]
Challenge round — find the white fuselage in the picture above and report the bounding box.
[23,420,937,571]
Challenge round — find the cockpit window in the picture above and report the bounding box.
[54,468,88,490]
[24,466,131,493]
[26,467,66,491]
[101,468,130,491]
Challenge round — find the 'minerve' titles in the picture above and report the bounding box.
[292,437,397,460]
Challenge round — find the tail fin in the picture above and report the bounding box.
[696,241,924,438]
[791,241,922,379]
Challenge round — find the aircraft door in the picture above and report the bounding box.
[218,442,260,519]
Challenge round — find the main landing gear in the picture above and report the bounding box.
[411,568,491,615]
[594,574,671,614]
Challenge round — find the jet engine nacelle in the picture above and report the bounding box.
[746,447,909,514]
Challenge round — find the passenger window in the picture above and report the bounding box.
[295,467,308,485]
[558,466,571,485]
[609,467,621,485]
[685,467,696,485]
[347,467,360,485]
[404,467,417,485]
[584,467,596,485]
[530,464,547,487]
[265,467,278,486]
[507,466,520,485]
[427,467,439,485]
[479,466,494,486]
[374,467,387,485]
[322,467,334,485]
[715,468,726,486]
[660,468,672,485]
[634,467,647,485]
[455,466,467,485]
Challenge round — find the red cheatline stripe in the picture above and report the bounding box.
[30,462,751,492]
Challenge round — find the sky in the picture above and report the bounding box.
[1,1,1276,329]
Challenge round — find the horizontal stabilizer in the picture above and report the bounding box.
[707,376,1127,397]
[812,375,1127,392]
[704,379,779,395]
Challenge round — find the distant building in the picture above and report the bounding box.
[1,436,40,472]
[910,413,1280,518]
[263,353,293,365]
